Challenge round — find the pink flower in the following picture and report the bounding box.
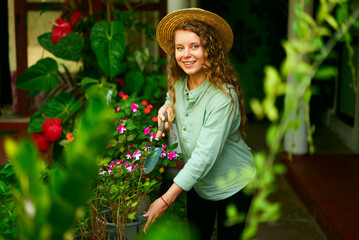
[160,150,166,158]
[150,133,156,141]
[126,152,132,159]
[168,151,179,160]
[144,126,152,136]
[117,125,126,133]
[162,144,167,150]
[99,169,107,175]
[131,164,138,170]
[115,105,120,112]
[130,103,138,112]
[143,146,150,151]
[133,150,141,160]
[116,159,123,166]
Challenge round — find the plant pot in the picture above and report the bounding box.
[97,210,147,240]
[74,230,129,240]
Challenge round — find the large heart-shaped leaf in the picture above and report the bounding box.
[16,58,58,93]
[90,20,126,77]
[28,92,81,133]
[38,32,84,61]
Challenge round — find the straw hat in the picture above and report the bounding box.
[156,8,233,55]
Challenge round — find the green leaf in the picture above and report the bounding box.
[249,98,264,119]
[38,32,84,61]
[28,92,81,133]
[125,70,144,95]
[16,58,58,92]
[292,20,301,37]
[336,3,348,24]
[91,20,126,77]
[325,15,339,30]
[314,66,338,80]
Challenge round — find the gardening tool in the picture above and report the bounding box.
[143,111,168,174]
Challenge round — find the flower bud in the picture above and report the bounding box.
[42,116,62,142]
[32,133,50,152]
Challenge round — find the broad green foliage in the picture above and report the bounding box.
[0,164,18,240]
[38,32,84,61]
[15,58,59,95]
[91,20,126,77]
[242,1,359,239]
[28,92,81,133]
[5,96,115,240]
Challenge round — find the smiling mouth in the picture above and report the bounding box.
[183,61,196,66]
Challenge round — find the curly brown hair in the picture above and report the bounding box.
[167,20,247,137]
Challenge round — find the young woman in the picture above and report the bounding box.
[143,8,256,240]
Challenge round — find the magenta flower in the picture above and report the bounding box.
[133,150,141,160]
[144,126,152,136]
[160,150,166,158]
[117,125,126,133]
[150,133,156,141]
[130,103,139,112]
[143,145,150,151]
[167,151,179,160]
[126,152,132,159]
[116,159,123,166]
[131,163,138,170]
[99,169,107,175]
[115,105,120,112]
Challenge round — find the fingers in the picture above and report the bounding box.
[142,198,169,233]
[158,104,169,123]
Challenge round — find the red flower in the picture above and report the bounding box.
[32,134,50,152]
[141,100,148,106]
[42,114,62,142]
[152,116,158,122]
[147,104,153,109]
[119,78,125,86]
[50,11,81,44]
[144,107,151,114]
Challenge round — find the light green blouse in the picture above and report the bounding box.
[166,77,256,201]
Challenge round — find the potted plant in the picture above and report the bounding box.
[14,1,168,161]
[73,95,180,240]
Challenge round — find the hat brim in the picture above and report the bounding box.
[156,8,233,55]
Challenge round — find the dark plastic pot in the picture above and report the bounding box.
[97,210,147,240]
[74,230,129,240]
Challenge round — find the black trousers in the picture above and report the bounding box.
[187,189,253,240]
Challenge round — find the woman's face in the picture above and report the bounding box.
[174,29,205,79]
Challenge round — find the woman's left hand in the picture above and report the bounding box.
[143,197,169,233]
